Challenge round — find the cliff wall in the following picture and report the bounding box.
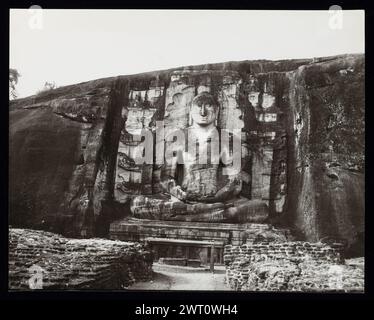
[9,54,364,255]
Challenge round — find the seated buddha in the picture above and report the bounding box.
[130,92,269,223]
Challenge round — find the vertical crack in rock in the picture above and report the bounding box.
[89,78,129,237]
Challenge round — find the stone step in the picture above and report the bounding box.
[158,257,202,268]
[153,263,213,273]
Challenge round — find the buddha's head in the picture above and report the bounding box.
[190,92,218,127]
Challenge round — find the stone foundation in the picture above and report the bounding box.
[9,228,153,290]
[109,217,289,245]
[109,217,291,266]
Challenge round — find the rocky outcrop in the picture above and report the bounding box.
[9,228,153,290]
[285,55,365,256]
[9,78,112,237]
[9,78,128,237]
[9,54,364,256]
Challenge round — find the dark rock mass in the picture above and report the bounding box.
[9,54,364,256]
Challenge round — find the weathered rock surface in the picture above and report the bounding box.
[224,242,364,292]
[9,228,153,290]
[9,54,364,256]
[285,55,365,256]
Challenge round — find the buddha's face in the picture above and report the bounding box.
[190,96,217,127]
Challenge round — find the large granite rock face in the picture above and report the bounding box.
[9,78,127,237]
[9,54,364,256]
[285,55,365,256]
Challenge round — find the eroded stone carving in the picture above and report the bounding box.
[129,92,269,223]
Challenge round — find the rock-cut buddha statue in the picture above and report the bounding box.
[130,92,269,223]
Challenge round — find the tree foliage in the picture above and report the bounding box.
[36,81,57,95]
[9,68,21,100]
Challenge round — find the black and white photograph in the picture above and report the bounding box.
[8,7,365,296]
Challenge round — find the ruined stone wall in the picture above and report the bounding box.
[224,242,364,292]
[224,241,344,265]
[9,228,153,290]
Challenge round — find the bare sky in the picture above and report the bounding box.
[10,9,364,98]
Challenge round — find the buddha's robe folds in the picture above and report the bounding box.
[130,128,269,223]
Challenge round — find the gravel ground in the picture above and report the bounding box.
[129,265,231,291]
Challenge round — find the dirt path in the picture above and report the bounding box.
[129,265,231,291]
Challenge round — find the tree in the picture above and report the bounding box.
[9,68,21,100]
[37,81,57,95]
[43,81,57,91]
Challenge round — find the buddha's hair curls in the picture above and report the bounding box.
[191,92,218,110]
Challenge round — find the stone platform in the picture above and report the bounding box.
[109,217,276,265]
[109,217,273,245]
